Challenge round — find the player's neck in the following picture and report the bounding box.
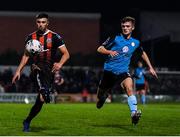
[37,29,49,35]
[121,33,131,39]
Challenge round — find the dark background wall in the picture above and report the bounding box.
[0,12,100,55]
[0,0,180,69]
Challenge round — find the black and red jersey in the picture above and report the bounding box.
[25,29,65,70]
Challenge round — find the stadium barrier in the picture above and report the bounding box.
[0,93,55,103]
[54,93,97,103]
[112,94,180,103]
[1,93,180,103]
[0,93,96,103]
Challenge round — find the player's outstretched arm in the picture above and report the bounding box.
[97,46,118,57]
[12,53,29,84]
[141,51,158,79]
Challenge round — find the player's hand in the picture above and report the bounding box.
[149,67,158,79]
[109,51,119,57]
[12,71,20,84]
[52,63,62,73]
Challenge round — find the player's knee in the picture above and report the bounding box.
[124,87,134,96]
[39,94,45,103]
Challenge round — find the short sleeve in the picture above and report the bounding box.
[102,36,116,50]
[135,45,144,55]
[25,35,31,45]
[54,34,65,48]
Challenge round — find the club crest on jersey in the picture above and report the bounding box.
[46,38,52,44]
[122,46,129,53]
[131,42,135,47]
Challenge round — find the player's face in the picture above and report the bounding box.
[121,21,134,37]
[36,18,49,32]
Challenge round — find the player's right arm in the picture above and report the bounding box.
[97,46,118,57]
[97,36,118,57]
[12,51,30,84]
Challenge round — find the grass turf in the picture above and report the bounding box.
[0,103,180,136]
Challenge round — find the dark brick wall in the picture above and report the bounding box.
[0,13,100,55]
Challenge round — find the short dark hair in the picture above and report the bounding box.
[121,16,135,26]
[36,13,49,19]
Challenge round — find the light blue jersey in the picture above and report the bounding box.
[103,35,141,74]
[134,67,145,84]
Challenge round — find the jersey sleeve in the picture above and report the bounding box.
[102,36,116,50]
[131,42,144,62]
[24,35,32,56]
[54,33,65,48]
[136,46,144,55]
[25,35,31,45]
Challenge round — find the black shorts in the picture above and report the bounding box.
[30,67,54,92]
[98,70,132,90]
[136,84,145,91]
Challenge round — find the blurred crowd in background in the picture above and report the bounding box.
[0,66,180,95]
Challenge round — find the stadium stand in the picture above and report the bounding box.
[0,66,180,96]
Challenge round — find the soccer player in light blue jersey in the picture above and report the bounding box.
[96,16,158,125]
[134,61,147,104]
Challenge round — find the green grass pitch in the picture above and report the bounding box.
[0,103,180,136]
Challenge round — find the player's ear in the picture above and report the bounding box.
[132,26,135,30]
[47,21,49,26]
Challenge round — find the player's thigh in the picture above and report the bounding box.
[99,70,116,89]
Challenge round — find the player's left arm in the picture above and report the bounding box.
[52,45,70,72]
[141,51,158,79]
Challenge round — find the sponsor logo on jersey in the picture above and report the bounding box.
[46,38,52,44]
[122,46,129,53]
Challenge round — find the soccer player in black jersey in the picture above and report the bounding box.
[12,13,70,132]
